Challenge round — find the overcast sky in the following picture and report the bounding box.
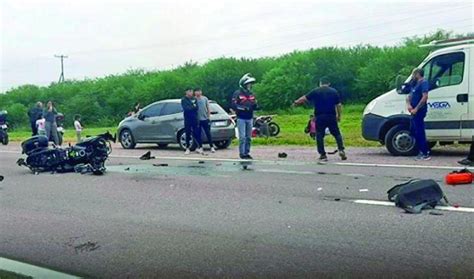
[0,0,473,92]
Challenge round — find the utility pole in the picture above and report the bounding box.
[54,54,68,83]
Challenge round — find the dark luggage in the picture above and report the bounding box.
[387,179,448,214]
[21,136,49,155]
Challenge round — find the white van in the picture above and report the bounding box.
[362,38,474,156]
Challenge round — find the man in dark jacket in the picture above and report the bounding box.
[27,102,43,136]
[232,73,258,159]
[181,88,202,155]
[294,77,346,162]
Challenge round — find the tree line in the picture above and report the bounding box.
[0,30,468,129]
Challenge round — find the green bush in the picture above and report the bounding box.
[0,30,465,128]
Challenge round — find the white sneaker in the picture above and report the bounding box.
[184,149,190,155]
[196,148,204,154]
[211,147,216,153]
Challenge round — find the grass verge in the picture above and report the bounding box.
[8,105,377,147]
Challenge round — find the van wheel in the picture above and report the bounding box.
[120,129,136,149]
[385,125,416,156]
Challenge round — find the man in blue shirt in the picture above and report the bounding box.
[406,68,431,160]
[294,77,346,162]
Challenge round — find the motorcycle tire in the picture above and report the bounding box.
[268,122,280,137]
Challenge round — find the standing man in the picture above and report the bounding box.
[195,88,216,153]
[28,102,43,136]
[294,77,347,162]
[181,88,202,155]
[232,73,258,159]
[406,68,431,161]
[44,101,59,145]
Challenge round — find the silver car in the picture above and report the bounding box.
[118,99,235,150]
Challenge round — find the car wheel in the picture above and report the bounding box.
[120,129,136,149]
[385,124,416,156]
[428,141,437,149]
[178,130,197,151]
[268,122,280,136]
[214,139,232,149]
[157,143,168,149]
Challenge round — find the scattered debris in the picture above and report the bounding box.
[124,167,130,171]
[74,241,100,253]
[278,152,288,158]
[153,163,169,167]
[287,225,291,229]
[359,189,369,192]
[429,211,443,216]
[198,161,205,164]
[334,198,341,201]
[0,175,3,182]
[278,200,282,204]
[140,151,155,160]
[445,169,473,185]
[317,187,323,191]
[387,179,447,214]
[346,187,349,190]
[216,163,222,166]
[453,204,460,208]
[327,150,338,155]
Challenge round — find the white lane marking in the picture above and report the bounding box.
[1,149,471,170]
[331,162,472,170]
[352,199,474,213]
[0,257,78,279]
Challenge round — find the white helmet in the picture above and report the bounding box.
[239,73,256,89]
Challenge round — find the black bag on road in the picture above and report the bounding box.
[387,179,447,214]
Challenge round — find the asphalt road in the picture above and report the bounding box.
[0,145,473,278]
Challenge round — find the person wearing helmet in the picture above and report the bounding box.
[232,73,258,159]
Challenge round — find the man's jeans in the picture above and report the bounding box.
[410,113,429,156]
[237,118,253,157]
[184,117,200,149]
[316,114,345,155]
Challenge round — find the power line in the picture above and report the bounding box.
[54,54,68,83]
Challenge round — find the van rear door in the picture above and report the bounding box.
[422,50,469,140]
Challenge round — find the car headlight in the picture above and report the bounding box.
[363,99,377,115]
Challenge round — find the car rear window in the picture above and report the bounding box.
[209,103,227,114]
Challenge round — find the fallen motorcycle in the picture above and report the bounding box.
[17,132,116,175]
[0,110,9,145]
[230,114,281,138]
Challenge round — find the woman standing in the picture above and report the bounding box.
[44,101,59,145]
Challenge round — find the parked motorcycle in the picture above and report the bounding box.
[253,115,280,138]
[230,114,281,138]
[17,131,116,175]
[0,110,9,145]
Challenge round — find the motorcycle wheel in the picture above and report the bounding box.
[58,132,63,146]
[268,122,280,137]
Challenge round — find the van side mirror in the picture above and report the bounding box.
[395,75,406,94]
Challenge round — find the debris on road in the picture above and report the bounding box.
[278,152,288,158]
[445,169,473,185]
[429,211,444,216]
[0,175,3,182]
[198,161,205,164]
[278,200,282,204]
[359,189,369,192]
[140,151,155,160]
[74,241,101,253]
[334,198,341,201]
[317,187,323,191]
[153,163,169,167]
[387,179,448,214]
[124,167,130,171]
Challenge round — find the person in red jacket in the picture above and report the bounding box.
[231,73,258,159]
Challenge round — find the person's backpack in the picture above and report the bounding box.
[387,179,448,214]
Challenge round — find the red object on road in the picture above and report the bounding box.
[445,169,473,185]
